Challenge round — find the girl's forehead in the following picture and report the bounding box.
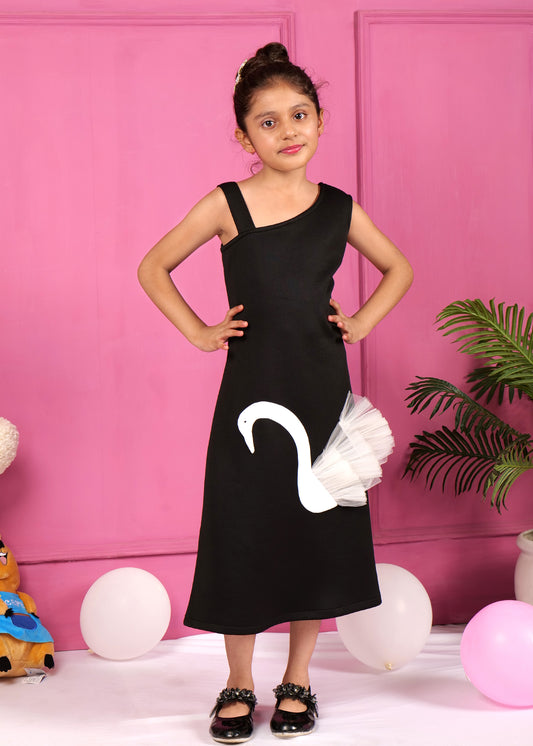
[248,81,313,112]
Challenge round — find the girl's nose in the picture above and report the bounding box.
[281,119,296,138]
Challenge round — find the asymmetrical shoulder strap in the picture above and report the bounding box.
[218,182,255,233]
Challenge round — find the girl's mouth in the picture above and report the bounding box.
[281,145,303,154]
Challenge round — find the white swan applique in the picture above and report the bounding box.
[237,394,395,514]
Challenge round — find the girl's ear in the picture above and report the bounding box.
[318,109,325,136]
[235,128,256,154]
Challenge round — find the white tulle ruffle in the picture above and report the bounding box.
[311,393,394,507]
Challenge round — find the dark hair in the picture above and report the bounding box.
[233,42,321,132]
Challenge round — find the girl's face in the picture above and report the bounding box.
[236,81,324,174]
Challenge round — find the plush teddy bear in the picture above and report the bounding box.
[0,536,55,677]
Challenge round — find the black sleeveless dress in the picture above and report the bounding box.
[183,182,381,634]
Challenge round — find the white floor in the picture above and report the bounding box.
[2,627,533,745]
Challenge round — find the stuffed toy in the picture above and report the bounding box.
[0,536,55,677]
[0,417,19,475]
[0,418,54,677]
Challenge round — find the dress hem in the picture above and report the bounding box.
[183,595,382,635]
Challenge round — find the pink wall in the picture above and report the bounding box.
[1,0,532,650]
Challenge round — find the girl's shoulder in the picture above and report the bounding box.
[182,184,230,217]
[318,184,356,221]
[319,182,354,202]
[187,185,234,231]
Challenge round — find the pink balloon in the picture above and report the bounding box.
[460,600,533,707]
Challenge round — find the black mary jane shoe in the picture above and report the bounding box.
[270,683,318,738]
[209,687,257,744]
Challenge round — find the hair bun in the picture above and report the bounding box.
[255,42,290,64]
[237,42,290,83]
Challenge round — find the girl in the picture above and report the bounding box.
[138,43,413,743]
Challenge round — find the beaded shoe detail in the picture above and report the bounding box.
[270,683,318,738]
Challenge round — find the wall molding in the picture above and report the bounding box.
[0,10,295,65]
[18,535,199,566]
[356,10,533,27]
[16,523,525,564]
[0,10,295,57]
[373,503,530,545]
[0,10,292,34]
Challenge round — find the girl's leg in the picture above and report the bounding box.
[218,634,256,717]
[279,619,321,712]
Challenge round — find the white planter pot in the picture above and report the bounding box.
[514,530,533,604]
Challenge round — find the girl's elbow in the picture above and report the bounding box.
[394,253,413,289]
[385,256,413,287]
[137,256,155,290]
[404,260,414,288]
[137,258,148,287]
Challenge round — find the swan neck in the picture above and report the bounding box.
[278,409,311,468]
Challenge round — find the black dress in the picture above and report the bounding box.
[183,182,381,634]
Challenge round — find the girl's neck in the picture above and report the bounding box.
[244,167,315,196]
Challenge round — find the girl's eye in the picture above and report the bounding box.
[262,119,275,128]
[294,112,306,120]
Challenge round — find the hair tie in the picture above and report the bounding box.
[234,59,248,91]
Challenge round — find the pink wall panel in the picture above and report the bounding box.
[357,12,533,619]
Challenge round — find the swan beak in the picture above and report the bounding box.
[237,414,256,454]
[242,431,255,454]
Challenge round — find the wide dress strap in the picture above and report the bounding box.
[218,182,255,234]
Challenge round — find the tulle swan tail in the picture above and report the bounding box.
[311,394,394,507]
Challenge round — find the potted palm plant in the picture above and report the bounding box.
[403,299,533,601]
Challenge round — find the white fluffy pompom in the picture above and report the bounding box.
[0,417,19,474]
[311,394,394,507]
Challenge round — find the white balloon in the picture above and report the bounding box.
[80,568,171,660]
[336,563,432,671]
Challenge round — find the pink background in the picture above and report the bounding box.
[1,0,532,650]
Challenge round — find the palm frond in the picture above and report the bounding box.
[405,376,525,439]
[486,445,533,512]
[437,299,533,401]
[466,365,521,405]
[403,425,507,496]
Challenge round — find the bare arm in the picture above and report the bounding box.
[328,201,413,343]
[137,188,247,351]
